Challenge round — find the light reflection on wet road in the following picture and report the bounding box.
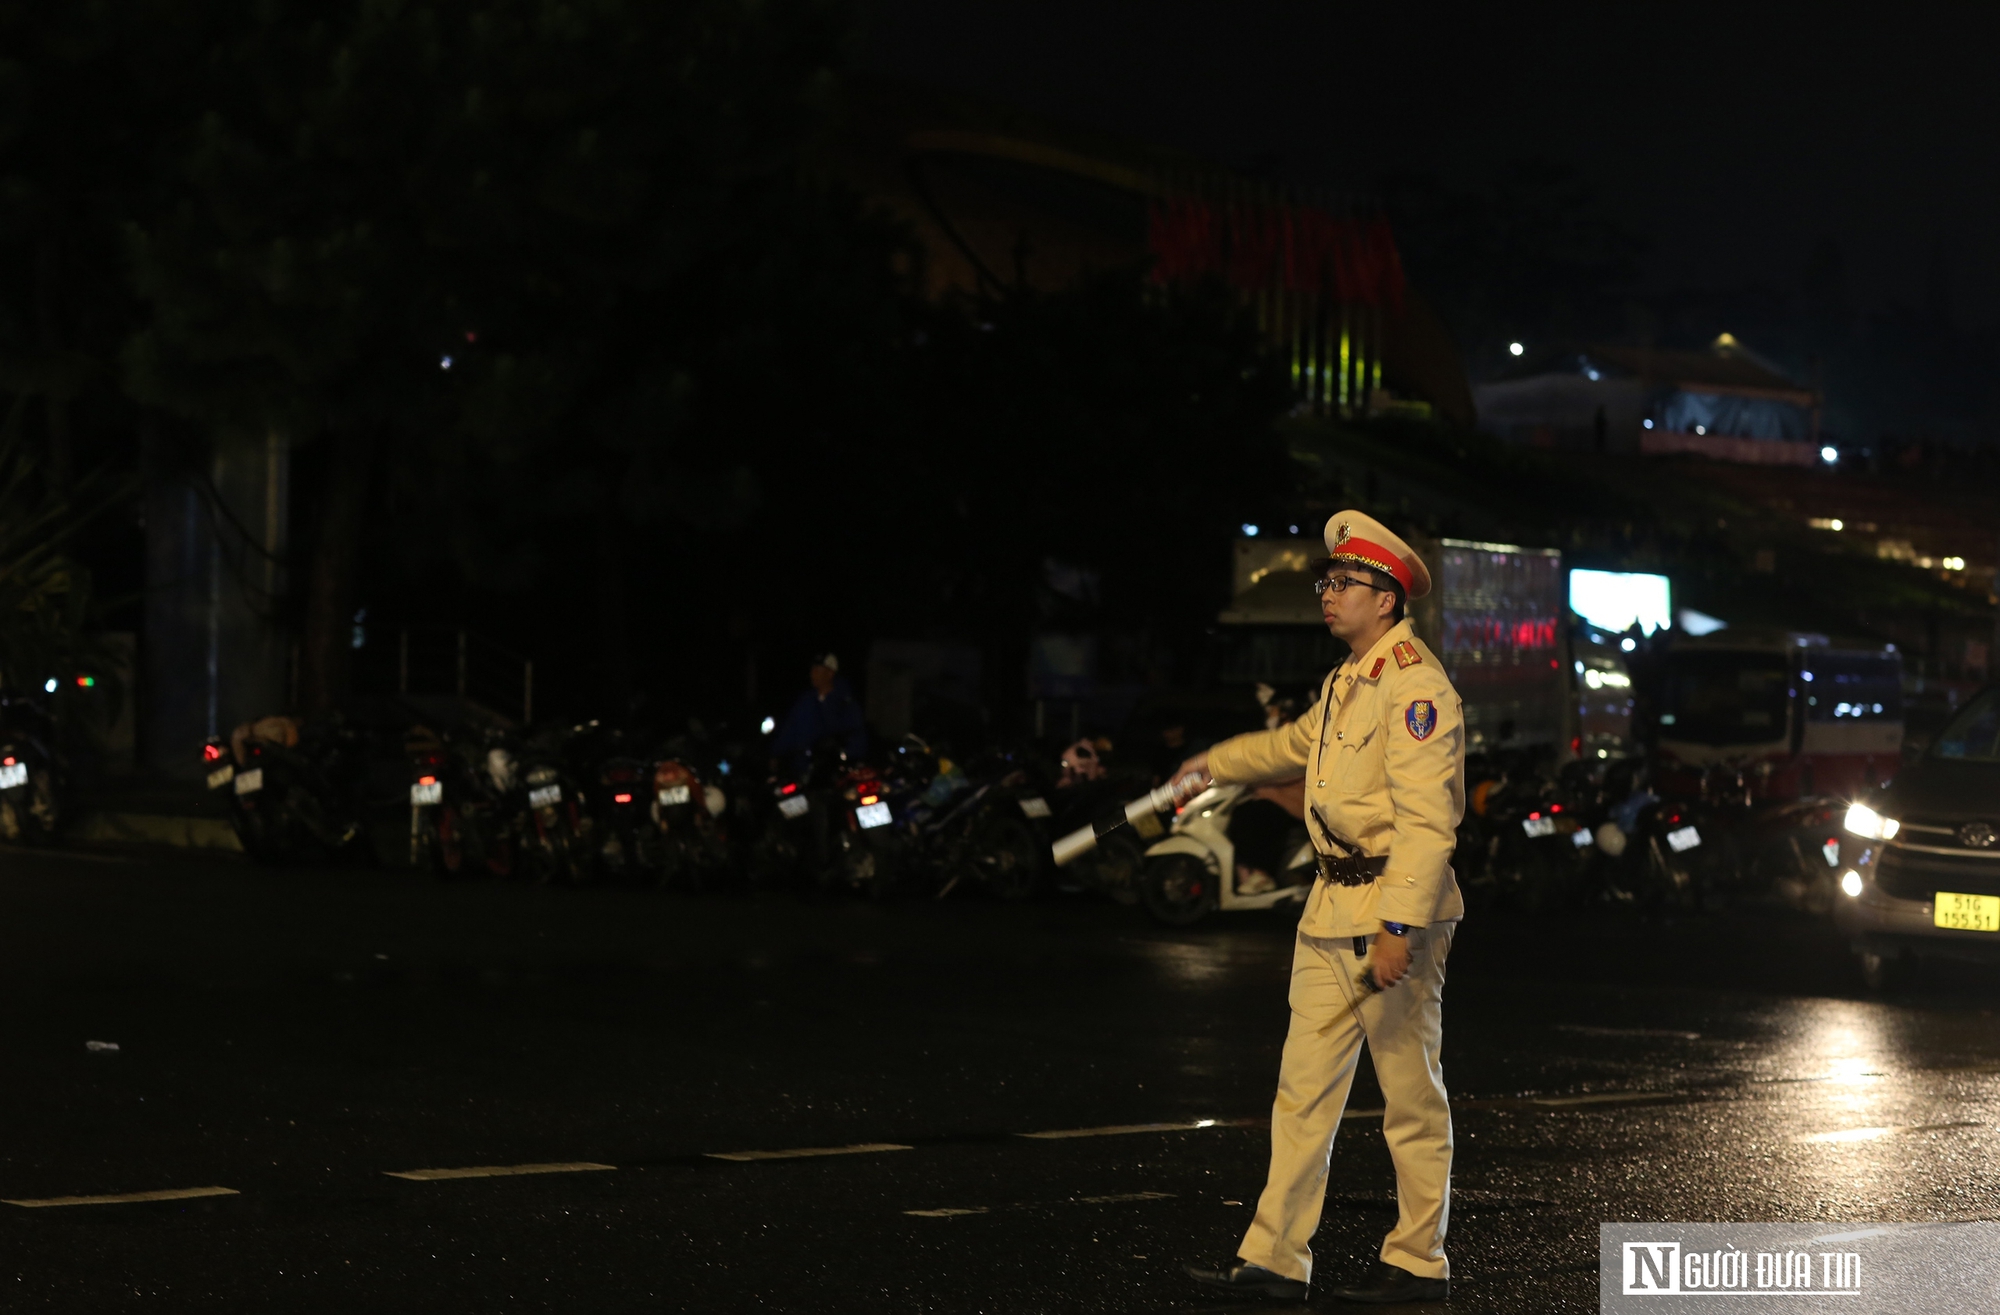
[0,848,1996,1311]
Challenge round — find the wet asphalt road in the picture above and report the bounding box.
[4,848,2000,1313]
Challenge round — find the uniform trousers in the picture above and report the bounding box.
[1237,920,1456,1284]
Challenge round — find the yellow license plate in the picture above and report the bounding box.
[1934,892,2000,932]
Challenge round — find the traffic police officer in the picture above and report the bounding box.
[1182,511,1465,1305]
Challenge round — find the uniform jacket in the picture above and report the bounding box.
[1206,619,1466,936]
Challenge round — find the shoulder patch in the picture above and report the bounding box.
[1405,699,1437,741]
[1367,657,1386,679]
[1392,640,1423,669]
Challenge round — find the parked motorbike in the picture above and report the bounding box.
[1456,751,1593,912]
[1589,777,1719,911]
[514,725,591,884]
[207,714,372,863]
[827,756,909,899]
[589,749,659,881]
[922,748,1045,902]
[649,741,733,889]
[407,726,519,878]
[0,690,62,844]
[825,736,978,899]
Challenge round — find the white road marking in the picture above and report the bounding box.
[1527,1091,1673,1107]
[705,1143,912,1163]
[1554,1024,1701,1040]
[905,1191,1175,1218]
[1798,1122,1981,1145]
[3,1186,238,1208]
[384,1161,616,1181]
[1019,1117,1283,1140]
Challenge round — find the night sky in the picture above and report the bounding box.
[859,2,1998,336]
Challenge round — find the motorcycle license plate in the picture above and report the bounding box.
[1018,796,1052,819]
[777,795,810,819]
[0,762,30,790]
[855,801,893,829]
[528,784,561,809]
[658,784,692,807]
[1666,825,1702,853]
[204,764,233,790]
[1571,828,1594,848]
[1521,816,1557,838]
[1822,838,1842,867]
[410,781,443,806]
[234,768,264,796]
[1934,892,2000,933]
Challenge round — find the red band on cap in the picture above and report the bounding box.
[1331,537,1413,591]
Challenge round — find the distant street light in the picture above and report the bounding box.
[1242,524,1260,537]
[1820,445,1838,464]
[1508,342,1524,357]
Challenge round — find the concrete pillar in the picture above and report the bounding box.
[142,431,289,778]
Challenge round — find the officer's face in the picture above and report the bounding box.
[1320,574,1397,643]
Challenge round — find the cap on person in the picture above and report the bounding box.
[812,653,840,673]
[1316,511,1432,600]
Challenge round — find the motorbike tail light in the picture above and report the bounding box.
[1528,811,1542,820]
[202,743,224,762]
[860,794,879,806]
[418,775,437,786]
[781,782,798,795]
[614,792,634,804]
[2,757,13,767]
[1550,804,1562,813]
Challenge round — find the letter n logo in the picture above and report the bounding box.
[1623,1242,1681,1294]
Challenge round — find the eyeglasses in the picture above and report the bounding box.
[1312,575,1391,597]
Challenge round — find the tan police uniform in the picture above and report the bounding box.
[1204,512,1466,1286]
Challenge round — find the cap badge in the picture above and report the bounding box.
[1332,522,1352,550]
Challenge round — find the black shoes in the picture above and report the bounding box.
[1327,1261,1450,1304]
[1184,1259,1310,1301]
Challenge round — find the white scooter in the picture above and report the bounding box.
[1140,781,1315,926]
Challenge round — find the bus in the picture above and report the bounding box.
[1655,631,1904,801]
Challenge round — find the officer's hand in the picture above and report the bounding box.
[1171,752,1211,802]
[1369,930,1412,989]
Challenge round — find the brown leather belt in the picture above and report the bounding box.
[1314,852,1388,886]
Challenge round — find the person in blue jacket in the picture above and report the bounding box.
[770,653,868,771]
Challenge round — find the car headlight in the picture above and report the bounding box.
[1843,802,1900,841]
